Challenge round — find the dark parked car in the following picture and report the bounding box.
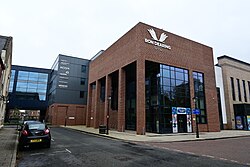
[18,122,51,150]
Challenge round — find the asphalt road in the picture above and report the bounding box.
[17,127,246,167]
[145,136,250,166]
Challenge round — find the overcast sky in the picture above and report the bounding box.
[1,0,250,69]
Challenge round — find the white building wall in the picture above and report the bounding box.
[215,65,227,124]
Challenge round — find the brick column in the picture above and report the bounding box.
[136,59,146,135]
[86,83,93,127]
[94,80,101,128]
[118,68,126,132]
[104,75,111,125]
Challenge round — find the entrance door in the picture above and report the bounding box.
[177,115,187,133]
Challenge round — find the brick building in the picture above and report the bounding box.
[87,22,220,135]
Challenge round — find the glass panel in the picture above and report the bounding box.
[37,83,47,89]
[201,116,206,123]
[37,89,47,93]
[162,78,170,86]
[38,73,48,78]
[18,71,29,77]
[81,65,86,73]
[170,70,175,79]
[17,82,27,88]
[27,88,37,92]
[176,72,184,80]
[176,80,184,87]
[16,87,26,92]
[39,95,46,101]
[29,72,39,79]
[28,83,37,88]
[175,68,183,73]
[162,69,170,78]
[171,79,175,87]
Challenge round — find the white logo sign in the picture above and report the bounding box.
[145,28,171,50]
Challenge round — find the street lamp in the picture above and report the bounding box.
[106,96,112,135]
[193,97,199,138]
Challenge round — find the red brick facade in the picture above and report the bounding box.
[47,103,86,126]
[87,22,220,134]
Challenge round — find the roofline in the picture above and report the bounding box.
[217,55,250,67]
[12,65,51,71]
[58,54,90,61]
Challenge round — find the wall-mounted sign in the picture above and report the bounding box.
[145,28,171,50]
[58,59,70,88]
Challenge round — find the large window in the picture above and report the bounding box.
[159,64,190,108]
[237,78,241,101]
[193,71,207,124]
[81,65,86,73]
[16,71,48,101]
[80,78,86,85]
[248,81,250,102]
[230,77,236,101]
[145,61,190,133]
[243,80,247,102]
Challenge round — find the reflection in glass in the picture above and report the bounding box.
[15,71,48,101]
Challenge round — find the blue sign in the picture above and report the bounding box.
[172,107,177,114]
[186,108,191,115]
[192,109,200,115]
[177,107,186,114]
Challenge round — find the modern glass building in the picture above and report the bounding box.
[6,65,50,121]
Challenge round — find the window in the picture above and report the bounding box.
[193,71,207,124]
[243,80,247,102]
[80,91,84,98]
[248,81,250,101]
[80,78,86,85]
[237,79,241,101]
[9,70,16,92]
[230,77,236,101]
[81,65,86,73]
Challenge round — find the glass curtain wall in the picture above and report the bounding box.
[16,71,48,101]
[146,61,190,133]
[193,72,207,123]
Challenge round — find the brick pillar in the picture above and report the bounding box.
[118,68,125,132]
[104,75,111,125]
[94,80,101,128]
[136,59,146,135]
[86,83,93,127]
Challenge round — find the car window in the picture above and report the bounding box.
[28,124,45,130]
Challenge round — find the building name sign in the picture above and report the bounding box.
[145,28,171,50]
[58,59,70,89]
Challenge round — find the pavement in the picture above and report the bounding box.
[0,125,18,167]
[64,125,250,142]
[1,124,250,167]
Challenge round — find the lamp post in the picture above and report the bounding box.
[106,96,111,135]
[193,97,199,138]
